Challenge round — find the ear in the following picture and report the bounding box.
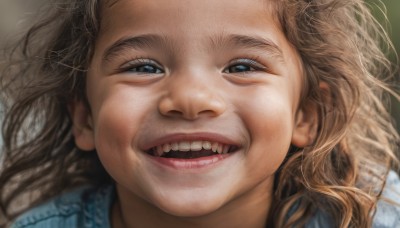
[291,82,329,148]
[69,100,95,151]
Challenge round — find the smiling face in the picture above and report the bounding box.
[71,0,316,225]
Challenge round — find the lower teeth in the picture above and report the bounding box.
[162,150,217,159]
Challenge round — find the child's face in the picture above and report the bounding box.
[73,0,315,218]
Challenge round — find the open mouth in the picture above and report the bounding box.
[146,141,239,159]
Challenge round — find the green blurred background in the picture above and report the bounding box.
[367,0,400,132]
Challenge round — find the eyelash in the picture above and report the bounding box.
[119,58,164,74]
[118,57,267,75]
[223,58,267,74]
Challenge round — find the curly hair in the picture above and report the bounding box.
[269,0,399,227]
[0,0,398,227]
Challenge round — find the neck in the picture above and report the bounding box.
[111,180,273,228]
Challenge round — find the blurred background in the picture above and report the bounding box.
[0,0,399,145]
[367,0,400,135]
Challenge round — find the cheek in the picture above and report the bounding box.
[90,84,154,150]
[91,89,150,177]
[237,88,294,174]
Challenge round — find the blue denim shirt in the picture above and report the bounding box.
[11,186,114,228]
[11,172,400,228]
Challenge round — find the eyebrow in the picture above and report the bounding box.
[210,34,284,61]
[102,33,284,62]
[103,34,174,62]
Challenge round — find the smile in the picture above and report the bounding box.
[147,140,239,159]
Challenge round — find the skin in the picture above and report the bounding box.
[71,0,318,227]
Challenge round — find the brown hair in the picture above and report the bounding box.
[0,0,109,223]
[269,0,399,227]
[0,0,398,227]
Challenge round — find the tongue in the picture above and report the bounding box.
[162,150,216,159]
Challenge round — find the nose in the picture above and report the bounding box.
[158,72,226,120]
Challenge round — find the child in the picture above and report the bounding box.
[1,0,399,227]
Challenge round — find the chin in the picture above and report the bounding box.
[153,192,225,217]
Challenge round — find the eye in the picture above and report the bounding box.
[120,59,164,74]
[226,64,255,73]
[223,58,266,74]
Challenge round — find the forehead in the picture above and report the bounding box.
[99,0,279,38]
[95,0,290,67]
[102,0,274,15]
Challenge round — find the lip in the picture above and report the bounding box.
[146,153,233,169]
[141,132,241,151]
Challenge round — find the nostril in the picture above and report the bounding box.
[158,86,226,119]
[166,110,184,118]
[197,109,219,117]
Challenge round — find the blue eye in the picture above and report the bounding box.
[223,58,265,74]
[226,64,255,73]
[121,59,164,74]
[128,64,163,74]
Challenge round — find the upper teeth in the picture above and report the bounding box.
[154,141,230,156]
